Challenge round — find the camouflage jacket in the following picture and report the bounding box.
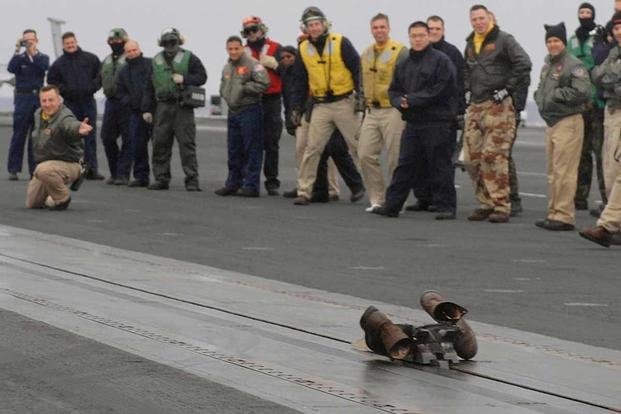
[534,50,591,127]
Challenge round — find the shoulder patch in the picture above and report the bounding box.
[572,66,588,78]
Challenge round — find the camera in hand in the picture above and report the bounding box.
[20,40,28,47]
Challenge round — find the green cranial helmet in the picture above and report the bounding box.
[107,28,128,43]
[301,6,326,25]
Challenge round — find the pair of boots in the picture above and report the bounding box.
[359,291,477,361]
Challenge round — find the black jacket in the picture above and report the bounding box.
[388,45,457,127]
[464,26,532,104]
[116,55,152,112]
[432,38,465,115]
[47,48,101,104]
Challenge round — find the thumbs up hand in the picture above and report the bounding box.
[78,117,93,136]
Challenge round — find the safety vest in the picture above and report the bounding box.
[568,34,604,108]
[245,38,282,95]
[299,32,354,98]
[361,39,405,107]
[152,49,191,101]
[101,54,126,98]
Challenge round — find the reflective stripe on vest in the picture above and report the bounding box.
[299,33,354,98]
[361,39,404,107]
[244,38,281,95]
[152,50,191,100]
[101,54,127,98]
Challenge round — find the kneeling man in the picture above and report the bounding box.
[26,85,93,210]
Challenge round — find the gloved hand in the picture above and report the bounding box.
[290,109,302,127]
[455,114,465,130]
[286,124,297,136]
[354,94,366,113]
[142,112,153,124]
[260,55,278,70]
[492,88,510,104]
[465,90,472,106]
[171,73,184,84]
[592,25,606,43]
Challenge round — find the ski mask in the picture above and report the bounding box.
[109,42,125,55]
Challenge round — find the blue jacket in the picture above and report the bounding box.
[47,47,101,104]
[389,45,457,127]
[116,55,152,112]
[7,51,49,91]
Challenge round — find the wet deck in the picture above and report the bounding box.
[1,224,618,413]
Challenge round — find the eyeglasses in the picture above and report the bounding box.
[243,26,260,35]
[162,39,178,47]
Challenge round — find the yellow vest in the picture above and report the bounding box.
[361,39,405,107]
[300,33,354,98]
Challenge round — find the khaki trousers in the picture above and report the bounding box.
[357,107,404,205]
[295,119,339,196]
[464,98,516,214]
[26,160,81,208]
[297,97,361,199]
[603,107,621,197]
[598,159,621,232]
[545,114,584,225]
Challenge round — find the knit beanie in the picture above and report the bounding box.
[544,22,567,45]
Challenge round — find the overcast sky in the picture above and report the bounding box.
[0,0,616,98]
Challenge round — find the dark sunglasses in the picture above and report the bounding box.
[243,26,260,35]
[162,39,178,47]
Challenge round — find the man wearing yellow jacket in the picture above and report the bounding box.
[358,13,407,212]
[290,6,365,205]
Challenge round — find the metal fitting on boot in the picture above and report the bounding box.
[360,306,413,360]
[419,291,478,360]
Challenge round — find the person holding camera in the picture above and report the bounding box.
[142,27,207,191]
[6,29,49,181]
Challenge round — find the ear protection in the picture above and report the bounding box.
[157,27,185,47]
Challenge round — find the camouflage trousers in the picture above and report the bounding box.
[464,98,516,214]
[575,107,606,204]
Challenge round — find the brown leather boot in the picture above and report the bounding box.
[359,306,413,359]
[579,226,612,248]
[467,208,493,221]
[420,291,478,360]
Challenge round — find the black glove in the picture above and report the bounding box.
[592,25,607,43]
[492,88,510,104]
